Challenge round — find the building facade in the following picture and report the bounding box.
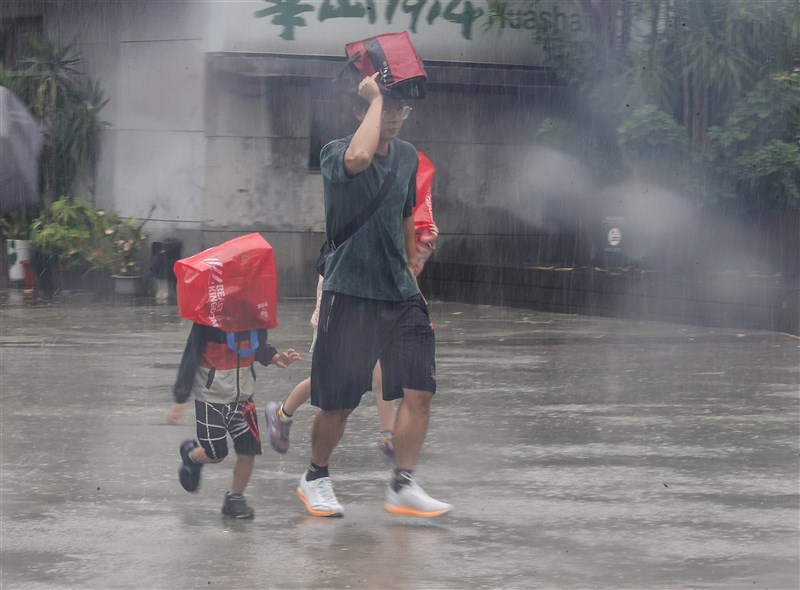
[1,0,575,296]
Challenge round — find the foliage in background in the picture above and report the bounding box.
[0,208,37,240]
[484,0,800,209]
[30,197,149,275]
[617,104,689,158]
[84,211,151,276]
[706,73,800,206]
[30,196,100,269]
[617,103,697,192]
[0,37,108,212]
[634,2,774,140]
[628,0,799,207]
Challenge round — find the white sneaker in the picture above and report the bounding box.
[296,471,344,517]
[384,478,452,517]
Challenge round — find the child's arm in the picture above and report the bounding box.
[253,329,301,368]
[271,349,302,368]
[310,275,324,329]
[254,329,279,366]
[167,402,186,425]
[167,323,205,424]
[414,224,438,276]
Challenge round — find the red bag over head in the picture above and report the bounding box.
[344,31,427,99]
[413,151,436,236]
[174,233,278,333]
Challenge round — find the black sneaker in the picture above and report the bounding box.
[178,439,202,492]
[221,493,254,519]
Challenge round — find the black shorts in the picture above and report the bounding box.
[310,292,436,411]
[195,398,262,460]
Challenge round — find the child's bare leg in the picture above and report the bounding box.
[266,377,310,454]
[374,362,396,464]
[374,362,395,432]
[376,397,395,431]
[221,454,256,519]
[178,440,221,494]
[284,376,312,415]
[231,454,255,494]
[190,446,222,465]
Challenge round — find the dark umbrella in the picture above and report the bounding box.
[0,86,43,214]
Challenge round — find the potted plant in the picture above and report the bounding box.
[1,209,35,282]
[107,215,149,296]
[30,197,151,296]
[83,206,152,296]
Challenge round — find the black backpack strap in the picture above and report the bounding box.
[328,147,399,250]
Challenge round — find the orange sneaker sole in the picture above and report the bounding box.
[296,487,343,517]
[383,504,452,518]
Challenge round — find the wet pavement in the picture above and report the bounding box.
[1,297,798,589]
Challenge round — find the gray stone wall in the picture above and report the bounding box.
[5,0,210,259]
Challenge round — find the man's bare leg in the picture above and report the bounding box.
[392,388,432,470]
[385,388,451,517]
[311,408,352,466]
[297,408,352,517]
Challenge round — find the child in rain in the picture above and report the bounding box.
[167,325,300,519]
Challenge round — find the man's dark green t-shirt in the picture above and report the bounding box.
[320,136,419,301]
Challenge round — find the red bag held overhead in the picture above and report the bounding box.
[174,233,278,333]
[344,31,427,99]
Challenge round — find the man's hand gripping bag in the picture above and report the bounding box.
[174,233,278,333]
[343,31,427,99]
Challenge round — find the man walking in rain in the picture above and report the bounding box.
[295,72,451,518]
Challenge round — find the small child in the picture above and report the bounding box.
[167,323,300,518]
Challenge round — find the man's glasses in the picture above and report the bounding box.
[382,105,413,122]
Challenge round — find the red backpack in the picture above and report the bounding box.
[414,151,436,237]
[174,233,278,334]
[342,32,427,99]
